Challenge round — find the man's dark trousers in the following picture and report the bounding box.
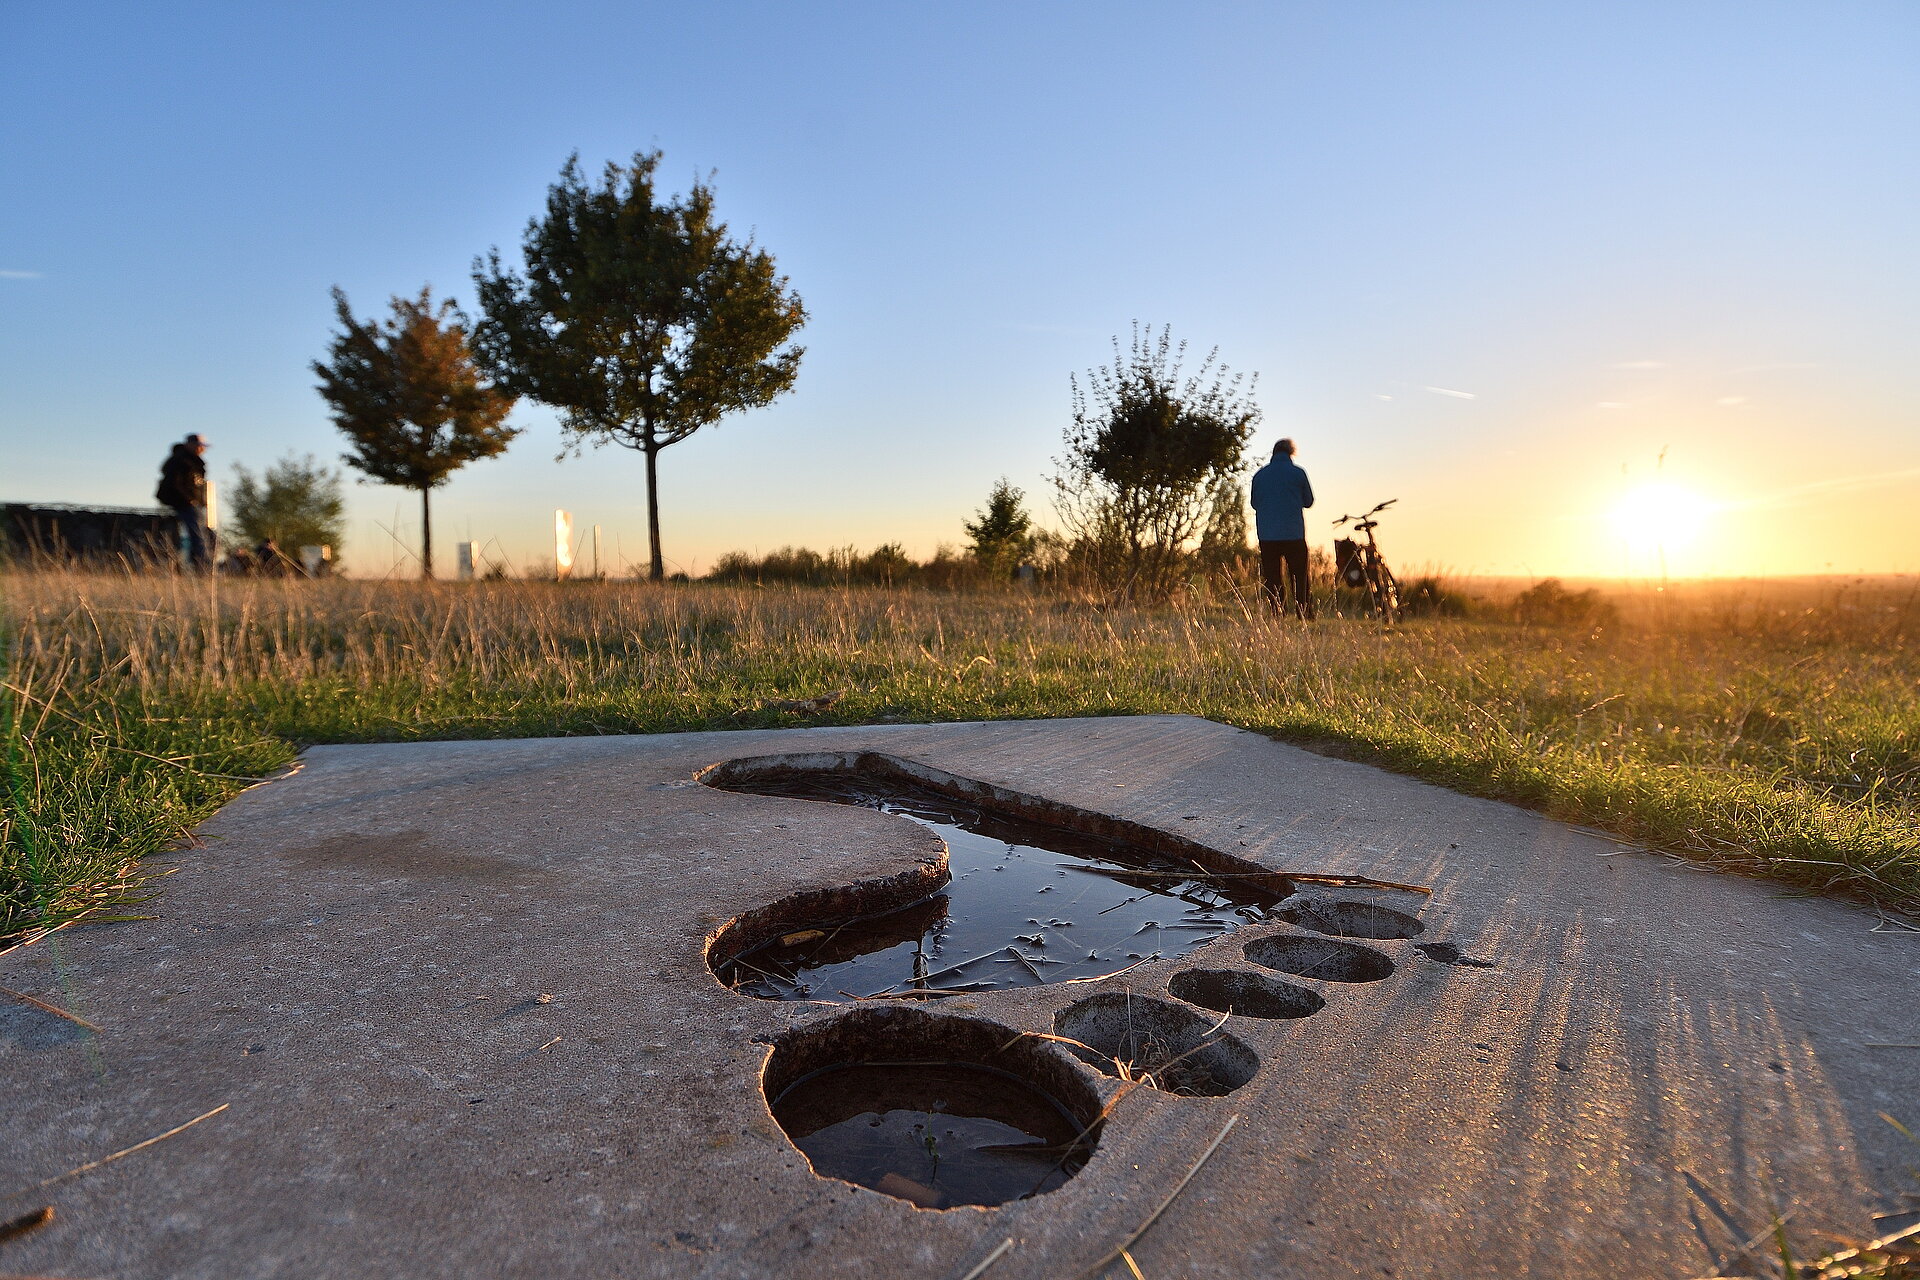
[170,503,212,571]
[1259,539,1314,619]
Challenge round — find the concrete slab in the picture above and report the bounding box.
[3,715,1915,1279]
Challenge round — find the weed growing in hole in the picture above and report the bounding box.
[921,1119,942,1182]
[1112,1035,1220,1097]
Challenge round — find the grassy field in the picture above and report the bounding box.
[3,568,1917,947]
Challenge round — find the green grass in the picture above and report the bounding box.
[4,569,1918,949]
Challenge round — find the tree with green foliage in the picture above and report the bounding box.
[962,478,1035,574]
[1053,325,1259,597]
[313,287,519,578]
[472,152,807,580]
[226,453,346,563]
[1195,476,1253,571]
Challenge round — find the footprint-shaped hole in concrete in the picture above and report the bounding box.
[702,753,1297,1002]
[1169,969,1324,1019]
[1245,935,1396,983]
[763,1005,1103,1210]
[1276,899,1424,940]
[1053,992,1258,1097]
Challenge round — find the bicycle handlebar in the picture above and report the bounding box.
[1333,499,1398,528]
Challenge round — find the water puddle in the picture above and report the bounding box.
[708,771,1288,1001]
[769,1062,1090,1208]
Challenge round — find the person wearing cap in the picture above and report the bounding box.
[156,433,214,571]
[1249,437,1316,619]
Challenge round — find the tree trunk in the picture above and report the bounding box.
[644,443,664,581]
[420,485,434,579]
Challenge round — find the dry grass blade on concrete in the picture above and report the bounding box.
[951,1236,1015,1280]
[0,985,98,1031]
[1076,1114,1240,1280]
[8,1103,230,1199]
[1800,1219,1920,1279]
[0,1205,54,1243]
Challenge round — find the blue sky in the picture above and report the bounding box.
[3,2,1915,576]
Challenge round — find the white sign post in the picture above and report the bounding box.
[456,542,478,581]
[592,524,603,580]
[555,510,574,581]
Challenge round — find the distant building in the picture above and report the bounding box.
[1,503,178,566]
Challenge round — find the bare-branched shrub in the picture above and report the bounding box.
[1053,325,1259,601]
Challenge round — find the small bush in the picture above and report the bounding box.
[704,544,998,589]
[227,454,347,566]
[1399,576,1473,618]
[1511,578,1617,628]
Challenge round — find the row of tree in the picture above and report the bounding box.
[312,152,805,578]
[309,151,1266,592]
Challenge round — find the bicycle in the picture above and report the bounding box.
[1333,499,1401,623]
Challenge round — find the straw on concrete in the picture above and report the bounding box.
[1076,1114,1240,1280]
[0,985,99,1032]
[11,1104,229,1198]
[0,1205,55,1243]
[951,1236,1015,1280]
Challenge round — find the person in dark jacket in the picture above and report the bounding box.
[1248,438,1316,619]
[156,434,213,571]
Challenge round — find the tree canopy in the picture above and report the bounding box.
[313,286,519,577]
[472,151,807,579]
[1053,325,1259,597]
[226,453,346,562]
[962,478,1035,573]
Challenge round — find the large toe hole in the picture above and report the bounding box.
[1245,935,1396,983]
[763,1005,1102,1209]
[1168,969,1324,1019]
[1276,898,1424,940]
[1053,993,1257,1097]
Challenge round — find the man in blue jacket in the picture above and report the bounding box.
[1249,438,1315,619]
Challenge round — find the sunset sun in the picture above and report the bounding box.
[1609,482,1715,552]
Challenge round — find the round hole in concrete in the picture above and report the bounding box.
[1244,935,1396,983]
[1276,899,1424,940]
[763,1006,1102,1209]
[1053,992,1258,1097]
[1168,969,1324,1019]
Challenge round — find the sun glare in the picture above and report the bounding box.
[1609,482,1715,552]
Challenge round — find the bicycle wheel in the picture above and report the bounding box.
[1370,562,1400,625]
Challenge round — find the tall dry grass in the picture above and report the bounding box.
[3,567,1917,943]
